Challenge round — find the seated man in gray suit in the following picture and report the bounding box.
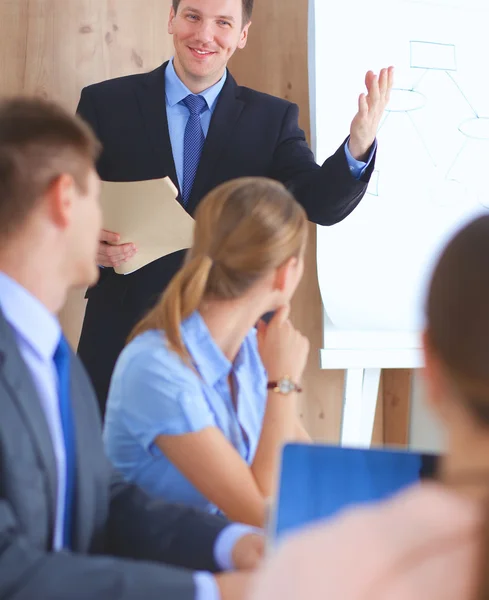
[0,97,263,600]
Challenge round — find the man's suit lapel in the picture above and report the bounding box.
[134,64,245,211]
[135,62,181,196]
[186,73,245,214]
[0,309,57,546]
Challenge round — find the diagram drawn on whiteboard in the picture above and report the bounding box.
[371,40,489,204]
[313,0,489,336]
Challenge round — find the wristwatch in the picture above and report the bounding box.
[267,377,303,395]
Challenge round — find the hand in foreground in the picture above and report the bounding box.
[97,229,137,268]
[215,572,256,600]
[348,66,394,161]
[257,305,310,384]
[231,532,265,571]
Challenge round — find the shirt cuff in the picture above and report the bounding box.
[214,523,263,571]
[194,571,220,600]
[344,138,377,179]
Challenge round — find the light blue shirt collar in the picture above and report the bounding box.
[0,271,61,360]
[182,311,249,387]
[165,57,227,111]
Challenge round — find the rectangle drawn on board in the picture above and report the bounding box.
[410,41,456,71]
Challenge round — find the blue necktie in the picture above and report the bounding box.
[182,94,207,206]
[53,335,76,549]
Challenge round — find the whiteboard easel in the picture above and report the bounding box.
[320,311,423,447]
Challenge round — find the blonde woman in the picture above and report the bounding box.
[103,177,310,527]
[252,215,489,600]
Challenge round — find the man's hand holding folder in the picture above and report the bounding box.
[97,229,137,269]
[99,177,194,275]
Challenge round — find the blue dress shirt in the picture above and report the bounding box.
[166,58,227,191]
[0,272,252,600]
[165,57,374,185]
[0,271,67,551]
[104,311,268,512]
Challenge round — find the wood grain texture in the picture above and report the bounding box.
[0,0,174,346]
[382,369,413,447]
[372,371,413,448]
[229,0,310,135]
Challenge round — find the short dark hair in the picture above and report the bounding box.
[0,97,101,239]
[172,0,254,25]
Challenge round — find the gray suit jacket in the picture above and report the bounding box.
[0,308,228,599]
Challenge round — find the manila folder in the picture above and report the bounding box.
[100,177,194,275]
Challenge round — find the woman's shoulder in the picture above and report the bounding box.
[113,330,200,392]
[117,329,176,365]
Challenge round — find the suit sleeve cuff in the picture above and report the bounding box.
[344,138,377,179]
[214,524,263,571]
[194,571,220,600]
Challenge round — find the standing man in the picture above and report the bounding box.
[0,97,262,600]
[77,0,393,413]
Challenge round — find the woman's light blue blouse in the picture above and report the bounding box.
[103,311,267,514]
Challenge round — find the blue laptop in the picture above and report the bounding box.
[270,443,439,542]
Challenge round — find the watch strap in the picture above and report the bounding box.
[267,378,303,394]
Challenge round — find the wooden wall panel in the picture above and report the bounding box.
[229,0,310,136]
[382,369,412,447]
[371,372,412,448]
[2,0,174,109]
[0,0,174,346]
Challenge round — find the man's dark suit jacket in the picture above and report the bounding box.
[0,307,228,599]
[76,61,376,414]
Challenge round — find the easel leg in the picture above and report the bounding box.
[341,368,382,447]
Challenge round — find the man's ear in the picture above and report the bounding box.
[238,22,251,50]
[45,174,75,229]
[168,7,176,35]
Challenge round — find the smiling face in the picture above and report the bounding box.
[168,0,251,92]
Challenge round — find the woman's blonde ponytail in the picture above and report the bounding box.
[128,254,213,360]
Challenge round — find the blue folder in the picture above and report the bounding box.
[271,443,439,542]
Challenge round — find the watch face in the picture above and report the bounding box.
[278,379,294,394]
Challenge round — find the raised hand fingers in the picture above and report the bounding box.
[364,70,375,90]
[365,70,379,94]
[358,93,369,118]
[366,72,380,108]
[378,68,389,97]
[386,66,394,103]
